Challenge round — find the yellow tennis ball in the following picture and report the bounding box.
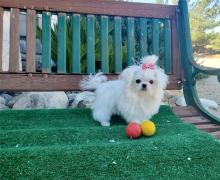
[141,120,156,136]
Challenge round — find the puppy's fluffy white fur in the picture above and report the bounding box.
[80,55,168,126]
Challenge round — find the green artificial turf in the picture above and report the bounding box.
[1,106,220,179]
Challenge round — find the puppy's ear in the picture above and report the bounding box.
[120,65,139,84]
[155,68,169,89]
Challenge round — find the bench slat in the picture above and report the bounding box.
[164,20,172,74]
[171,18,181,77]
[210,131,220,139]
[101,16,109,73]
[87,15,95,73]
[42,12,51,73]
[0,1,183,91]
[172,106,200,117]
[72,14,81,73]
[9,8,20,72]
[114,16,122,72]
[196,124,220,133]
[57,13,66,73]
[0,73,117,91]
[0,73,181,91]
[182,116,210,125]
[139,18,148,58]
[26,9,36,73]
[0,7,3,72]
[152,19,159,56]
[0,0,177,19]
[127,17,135,66]
[173,107,220,140]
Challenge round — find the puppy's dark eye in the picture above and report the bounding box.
[136,79,141,84]
[149,80,154,84]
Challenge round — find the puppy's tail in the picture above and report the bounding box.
[80,72,107,90]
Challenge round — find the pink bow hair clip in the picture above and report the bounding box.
[141,63,155,71]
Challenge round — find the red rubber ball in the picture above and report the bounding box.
[126,122,141,139]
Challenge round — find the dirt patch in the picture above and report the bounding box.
[195,54,220,68]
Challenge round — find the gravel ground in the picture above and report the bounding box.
[166,56,219,118]
[197,76,220,105]
[196,76,220,118]
[165,76,220,118]
[195,55,220,118]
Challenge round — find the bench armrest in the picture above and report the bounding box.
[178,0,220,76]
[178,0,220,123]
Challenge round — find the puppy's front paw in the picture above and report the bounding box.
[101,121,110,126]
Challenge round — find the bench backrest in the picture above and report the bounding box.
[0,0,183,91]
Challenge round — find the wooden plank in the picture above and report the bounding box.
[0,73,117,91]
[164,19,172,74]
[101,16,109,73]
[9,8,20,72]
[182,116,210,125]
[0,73,180,91]
[72,14,81,73]
[57,13,66,73]
[42,12,51,73]
[0,0,177,19]
[139,18,148,58]
[0,7,3,72]
[26,9,36,72]
[196,124,220,133]
[152,19,159,56]
[172,106,200,117]
[114,16,122,72]
[210,131,220,140]
[127,17,135,66]
[87,15,95,73]
[175,107,220,140]
[171,17,181,78]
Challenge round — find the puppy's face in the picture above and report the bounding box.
[132,69,157,95]
[120,65,168,96]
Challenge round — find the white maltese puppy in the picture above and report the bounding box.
[80,55,168,126]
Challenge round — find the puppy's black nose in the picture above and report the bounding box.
[142,84,147,89]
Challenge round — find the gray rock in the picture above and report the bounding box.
[175,96,187,106]
[0,96,6,105]
[66,92,77,105]
[7,95,22,108]
[66,92,77,99]
[20,39,56,72]
[199,98,218,110]
[175,96,218,110]
[20,39,42,55]
[162,91,179,107]
[20,39,26,54]
[21,54,56,72]
[0,103,9,110]
[36,39,43,54]
[0,93,13,104]
[70,91,95,108]
[12,92,68,109]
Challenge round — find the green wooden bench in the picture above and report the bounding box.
[0,0,219,127]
